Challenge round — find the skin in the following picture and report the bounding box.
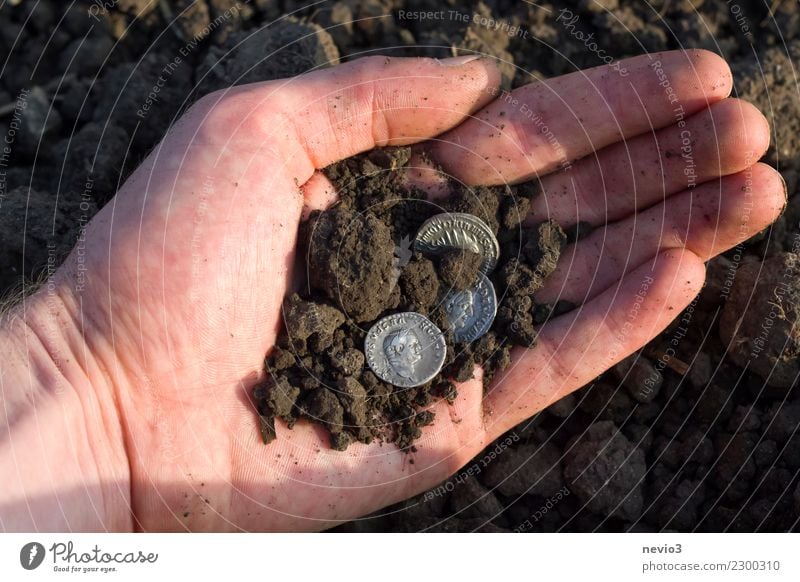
[0,51,785,531]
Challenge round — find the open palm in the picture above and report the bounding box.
[50,51,783,531]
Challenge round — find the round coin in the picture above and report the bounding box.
[443,273,497,343]
[364,312,447,388]
[414,212,500,273]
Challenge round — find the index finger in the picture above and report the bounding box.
[431,49,733,185]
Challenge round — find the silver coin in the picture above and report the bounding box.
[443,273,497,343]
[364,312,447,388]
[414,212,500,274]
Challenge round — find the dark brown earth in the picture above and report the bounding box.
[2,0,800,532]
[254,147,565,450]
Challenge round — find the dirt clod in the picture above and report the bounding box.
[563,421,646,522]
[282,293,346,353]
[197,18,340,95]
[482,441,564,498]
[306,207,397,323]
[435,247,484,291]
[399,254,440,311]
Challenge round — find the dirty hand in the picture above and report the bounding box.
[0,51,783,531]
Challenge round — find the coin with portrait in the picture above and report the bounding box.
[443,273,497,343]
[364,312,447,388]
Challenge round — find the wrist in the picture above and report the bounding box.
[0,283,132,531]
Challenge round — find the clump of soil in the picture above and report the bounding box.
[306,206,396,323]
[436,248,485,291]
[254,147,567,450]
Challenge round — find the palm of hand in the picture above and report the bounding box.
[59,53,783,531]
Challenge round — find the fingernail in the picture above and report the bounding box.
[438,54,483,67]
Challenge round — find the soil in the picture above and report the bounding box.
[2,0,800,532]
[720,253,800,388]
[254,148,565,450]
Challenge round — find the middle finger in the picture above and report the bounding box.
[530,98,770,227]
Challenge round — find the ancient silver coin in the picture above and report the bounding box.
[414,212,500,274]
[443,273,498,343]
[364,312,447,388]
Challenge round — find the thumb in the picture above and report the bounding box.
[193,55,501,183]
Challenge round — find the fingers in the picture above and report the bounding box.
[484,249,706,440]
[431,49,733,184]
[193,55,501,186]
[537,163,786,305]
[531,98,771,226]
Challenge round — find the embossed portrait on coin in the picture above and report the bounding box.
[383,327,423,380]
[447,289,475,329]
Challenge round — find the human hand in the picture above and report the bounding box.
[1,50,784,531]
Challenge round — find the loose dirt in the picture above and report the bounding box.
[254,148,566,450]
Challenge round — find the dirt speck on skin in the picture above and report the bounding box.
[255,147,566,450]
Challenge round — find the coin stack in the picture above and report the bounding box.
[364,213,499,388]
